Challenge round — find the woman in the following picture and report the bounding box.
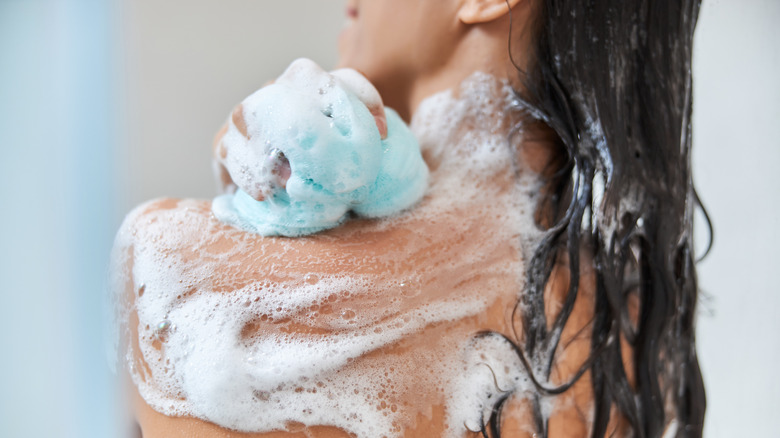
[112,0,706,436]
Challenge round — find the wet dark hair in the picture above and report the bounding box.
[482,0,709,437]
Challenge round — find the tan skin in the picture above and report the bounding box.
[122,0,633,436]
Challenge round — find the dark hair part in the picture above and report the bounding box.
[484,0,709,437]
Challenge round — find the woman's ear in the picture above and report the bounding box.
[458,0,523,24]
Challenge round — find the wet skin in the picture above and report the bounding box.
[123,122,621,436]
[121,0,633,435]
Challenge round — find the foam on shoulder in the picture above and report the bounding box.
[112,71,547,437]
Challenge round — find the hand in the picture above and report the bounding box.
[212,79,276,196]
[212,59,389,201]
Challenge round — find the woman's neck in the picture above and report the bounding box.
[383,13,531,123]
[406,72,564,222]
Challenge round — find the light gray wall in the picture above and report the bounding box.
[693,0,780,436]
[119,0,344,211]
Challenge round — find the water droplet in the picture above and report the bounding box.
[304,273,319,285]
[157,320,172,332]
[321,103,334,118]
[341,309,356,320]
[399,280,421,298]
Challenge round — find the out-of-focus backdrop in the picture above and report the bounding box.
[0,0,776,437]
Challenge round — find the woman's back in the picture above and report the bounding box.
[114,75,604,437]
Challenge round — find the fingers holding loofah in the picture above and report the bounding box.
[331,67,388,139]
[212,59,428,236]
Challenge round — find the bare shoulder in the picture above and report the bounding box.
[119,197,208,230]
[115,197,303,282]
[116,197,395,277]
[116,197,226,253]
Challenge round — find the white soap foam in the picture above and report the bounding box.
[111,71,548,437]
[448,333,536,433]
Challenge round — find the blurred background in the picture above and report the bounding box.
[0,0,777,436]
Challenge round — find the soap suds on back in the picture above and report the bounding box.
[111,71,546,437]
